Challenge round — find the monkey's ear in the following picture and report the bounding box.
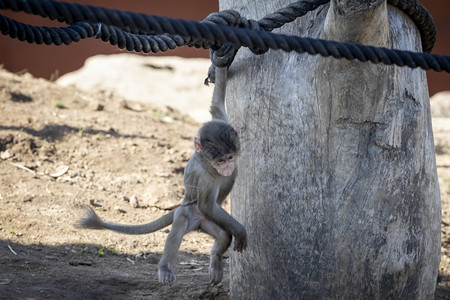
[234,127,241,136]
[194,137,202,153]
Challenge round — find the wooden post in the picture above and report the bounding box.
[221,0,441,298]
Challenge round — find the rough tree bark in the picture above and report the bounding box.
[221,0,441,299]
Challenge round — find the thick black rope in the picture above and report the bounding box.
[0,0,448,73]
[0,0,330,54]
[1,10,447,73]
[0,0,436,52]
[0,15,185,51]
[388,0,435,54]
[239,0,435,54]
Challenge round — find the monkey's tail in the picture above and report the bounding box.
[76,206,174,235]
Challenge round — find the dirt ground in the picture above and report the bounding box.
[0,62,449,299]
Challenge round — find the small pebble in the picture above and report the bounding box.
[130,195,140,208]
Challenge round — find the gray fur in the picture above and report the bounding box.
[76,66,246,286]
[209,67,229,122]
[76,206,174,235]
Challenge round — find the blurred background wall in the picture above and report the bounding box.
[0,0,448,96]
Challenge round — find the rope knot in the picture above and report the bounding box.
[202,10,242,70]
[210,43,236,68]
[202,10,242,27]
[205,43,236,85]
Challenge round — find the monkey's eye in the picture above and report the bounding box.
[217,158,226,164]
[228,155,234,160]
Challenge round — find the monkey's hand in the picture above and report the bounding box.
[232,223,247,252]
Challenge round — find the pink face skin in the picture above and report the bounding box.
[194,137,236,176]
[212,156,236,177]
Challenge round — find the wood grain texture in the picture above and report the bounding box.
[221,0,441,298]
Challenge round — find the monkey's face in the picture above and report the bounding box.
[211,154,236,177]
[194,120,240,177]
[194,137,238,176]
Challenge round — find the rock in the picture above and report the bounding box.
[93,103,104,111]
[129,195,140,208]
[56,54,213,122]
[0,150,11,159]
[430,91,450,118]
[144,185,180,210]
[114,206,126,214]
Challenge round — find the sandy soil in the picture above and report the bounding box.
[0,56,449,299]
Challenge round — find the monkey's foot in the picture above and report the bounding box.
[209,256,223,284]
[158,267,176,286]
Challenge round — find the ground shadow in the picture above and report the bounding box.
[0,124,156,142]
[0,240,229,299]
[436,273,450,299]
[9,92,33,103]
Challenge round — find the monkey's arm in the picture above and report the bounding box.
[197,189,247,252]
[209,67,229,123]
[76,206,174,235]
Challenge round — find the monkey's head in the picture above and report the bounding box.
[194,120,240,177]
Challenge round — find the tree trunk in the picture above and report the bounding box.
[221,0,441,298]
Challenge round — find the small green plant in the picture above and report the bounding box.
[10,230,22,237]
[77,246,88,255]
[52,101,66,109]
[95,247,115,256]
[20,262,31,270]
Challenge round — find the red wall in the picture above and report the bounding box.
[424,0,450,96]
[0,0,218,80]
[0,1,448,95]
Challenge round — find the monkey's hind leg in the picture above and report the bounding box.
[200,219,232,284]
[158,211,189,286]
